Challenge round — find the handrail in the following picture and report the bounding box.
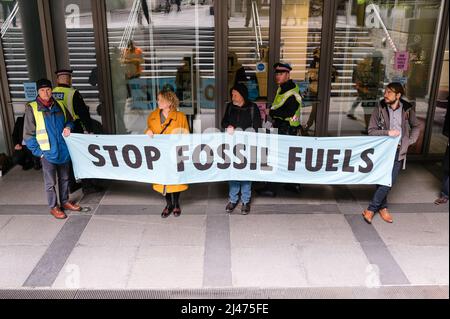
[251,0,263,60]
[366,2,398,52]
[1,2,19,39]
[119,0,142,57]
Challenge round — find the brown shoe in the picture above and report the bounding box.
[161,206,173,218]
[62,202,82,211]
[362,210,375,224]
[50,207,67,219]
[173,206,181,217]
[379,208,393,223]
[434,196,448,205]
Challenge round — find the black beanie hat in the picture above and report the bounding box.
[230,82,248,102]
[36,78,52,90]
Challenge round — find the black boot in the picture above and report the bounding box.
[162,194,174,218]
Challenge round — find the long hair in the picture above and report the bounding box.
[158,89,179,111]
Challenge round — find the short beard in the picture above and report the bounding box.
[385,98,398,105]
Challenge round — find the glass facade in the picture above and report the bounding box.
[59,0,102,124]
[280,0,323,136]
[0,0,447,159]
[105,0,214,134]
[327,0,446,159]
[0,0,30,117]
[227,0,270,124]
[0,101,5,154]
[430,32,449,155]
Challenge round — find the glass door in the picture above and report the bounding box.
[279,0,324,136]
[226,0,325,134]
[328,0,447,157]
[227,0,271,119]
[105,0,215,134]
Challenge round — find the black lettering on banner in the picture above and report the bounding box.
[359,148,374,173]
[261,147,273,171]
[144,146,161,170]
[217,143,231,170]
[305,148,324,172]
[233,144,247,169]
[326,149,341,172]
[193,144,214,171]
[250,145,258,170]
[122,144,142,169]
[288,147,303,171]
[176,145,189,172]
[103,145,120,167]
[88,144,106,167]
[342,149,355,173]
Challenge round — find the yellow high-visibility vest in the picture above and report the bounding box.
[29,100,67,151]
[271,85,303,127]
[52,86,79,121]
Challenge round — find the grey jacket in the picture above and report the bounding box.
[368,99,422,161]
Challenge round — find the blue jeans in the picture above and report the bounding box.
[229,181,252,204]
[368,151,402,212]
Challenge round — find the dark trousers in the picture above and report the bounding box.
[12,146,39,169]
[368,150,402,212]
[41,158,71,209]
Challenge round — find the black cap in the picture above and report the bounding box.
[36,78,52,90]
[55,69,73,76]
[273,62,292,72]
[230,82,248,102]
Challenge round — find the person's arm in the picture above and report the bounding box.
[407,107,422,145]
[367,107,400,137]
[269,96,299,119]
[23,105,43,158]
[61,101,75,132]
[221,103,232,129]
[73,90,93,133]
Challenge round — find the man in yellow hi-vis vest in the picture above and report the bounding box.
[53,69,93,134]
[53,69,103,195]
[23,78,81,219]
[257,62,303,197]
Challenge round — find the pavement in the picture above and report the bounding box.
[0,160,448,299]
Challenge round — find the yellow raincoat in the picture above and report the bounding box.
[145,109,190,194]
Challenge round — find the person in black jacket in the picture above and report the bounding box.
[257,62,302,196]
[222,83,262,215]
[11,116,41,170]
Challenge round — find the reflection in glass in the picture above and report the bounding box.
[227,0,270,127]
[0,1,29,116]
[328,0,445,155]
[106,0,214,134]
[280,0,324,136]
[61,0,101,125]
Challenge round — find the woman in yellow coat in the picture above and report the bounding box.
[145,90,190,218]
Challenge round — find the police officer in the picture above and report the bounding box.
[53,69,93,134]
[23,78,81,219]
[257,62,303,197]
[53,69,102,194]
[269,62,302,136]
